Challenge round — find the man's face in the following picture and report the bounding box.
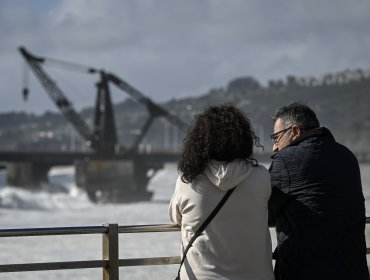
[272,118,293,152]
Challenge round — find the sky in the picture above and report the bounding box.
[1,0,370,114]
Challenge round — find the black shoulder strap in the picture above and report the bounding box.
[176,187,236,279]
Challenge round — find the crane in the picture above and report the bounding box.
[19,46,190,202]
[19,46,189,155]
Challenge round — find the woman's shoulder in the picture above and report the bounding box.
[252,163,269,175]
[175,174,208,193]
[248,163,271,188]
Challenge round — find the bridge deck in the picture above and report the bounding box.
[0,151,181,165]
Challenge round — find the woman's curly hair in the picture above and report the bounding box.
[178,104,262,183]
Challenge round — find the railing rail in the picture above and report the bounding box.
[0,225,108,237]
[0,223,181,280]
[0,219,369,279]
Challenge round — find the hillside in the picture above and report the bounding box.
[0,68,369,153]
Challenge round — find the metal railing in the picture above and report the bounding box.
[0,223,181,280]
[0,218,369,279]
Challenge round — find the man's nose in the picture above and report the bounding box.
[272,143,279,153]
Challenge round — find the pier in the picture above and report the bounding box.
[0,150,273,202]
[0,150,181,202]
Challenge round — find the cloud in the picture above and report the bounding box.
[0,0,370,113]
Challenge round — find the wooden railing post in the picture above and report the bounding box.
[103,224,119,280]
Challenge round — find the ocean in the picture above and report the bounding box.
[0,162,369,279]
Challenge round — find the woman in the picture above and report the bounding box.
[169,104,274,280]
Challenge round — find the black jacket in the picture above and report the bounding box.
[269,127,369,280]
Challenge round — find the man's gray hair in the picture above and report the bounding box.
[273,102,320,130]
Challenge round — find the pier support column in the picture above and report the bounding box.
[6,162,51,187]
[75,159,154,203]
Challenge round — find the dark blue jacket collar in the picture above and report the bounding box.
[271,127,334,159]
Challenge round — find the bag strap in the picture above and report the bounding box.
[176,187,236,278]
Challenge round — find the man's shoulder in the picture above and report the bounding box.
[272,144,300,160]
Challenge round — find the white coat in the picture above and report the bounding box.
[169,160,274,280]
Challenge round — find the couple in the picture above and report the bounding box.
[169,102,368,280]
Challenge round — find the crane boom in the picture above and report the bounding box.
[19,47,96,149]
[107,73,189,131]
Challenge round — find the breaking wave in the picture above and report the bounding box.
[0,166,93,210]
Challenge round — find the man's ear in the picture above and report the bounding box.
[291,125,302,139]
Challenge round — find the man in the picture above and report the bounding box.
[268,102,368,280]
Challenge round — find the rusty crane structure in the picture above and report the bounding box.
[11,46,189,202]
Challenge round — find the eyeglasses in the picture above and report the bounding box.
[270,126,292,144]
